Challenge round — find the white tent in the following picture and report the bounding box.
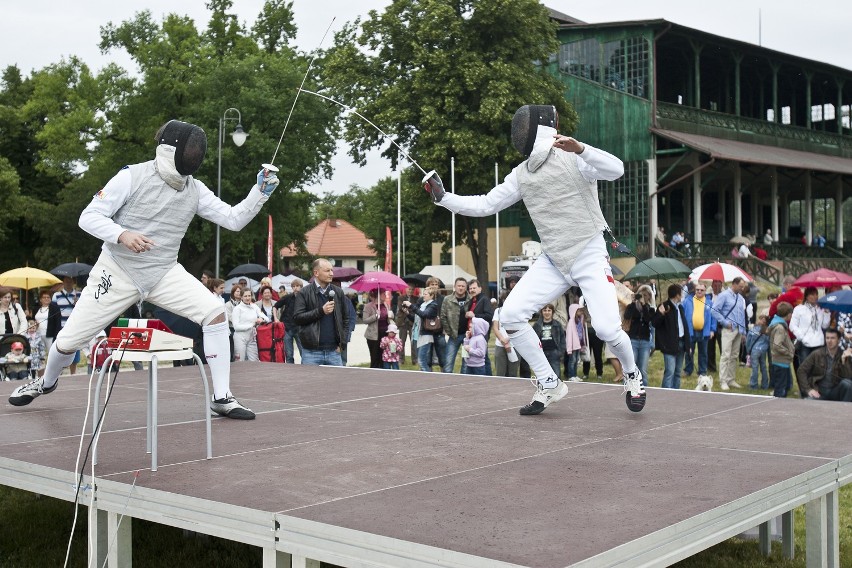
[419,265,476,288]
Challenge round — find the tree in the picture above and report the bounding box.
[323,0,577,287]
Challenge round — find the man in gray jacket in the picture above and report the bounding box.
[440,277,469,373]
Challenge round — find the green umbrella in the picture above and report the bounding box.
[624,257,692,280]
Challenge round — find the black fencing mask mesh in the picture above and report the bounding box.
[510,105,558,157]
[155,120,208,175]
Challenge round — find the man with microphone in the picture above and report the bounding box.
[293,258,350,366]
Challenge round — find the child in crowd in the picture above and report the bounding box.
[4,342,31,380]
[380,323,403,370]
[565,304,588,381]
[462,317,489,375]
[746,314,771,389]
[769,303,795,397]
[533,304,566,380]
[25,317,46,378]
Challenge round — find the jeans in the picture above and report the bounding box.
[543,349,562,380]
[795,343,820,376]
[383,361,400,370]
[661,339,686,389]
[771,365,791,398]
[684,334,708,375]
[749,347,769,389]
[283,327,302,364]
[630,338,652,386]
[443,335,466,373]
[418,336,446,372]
[301,348,343,366]
[464,365,487,375]
[819,378,852,402]
[566,351,580,379]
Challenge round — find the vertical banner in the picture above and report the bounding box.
[385,225,392,272]
[267,215,273,275]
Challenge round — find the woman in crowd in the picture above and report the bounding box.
[533,304,565,379]
[206,277,225,300]
[0,288,28,335]
[622,284,654,386]
[403,286,445,372]
[231,289,268,362]
[363,289,393,368]
[256,285,279,323]
[34,290,61,353]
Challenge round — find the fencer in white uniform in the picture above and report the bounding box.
[9,120,279,419]
[422,105,646,415]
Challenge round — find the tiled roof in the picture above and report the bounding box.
[280,218,375,258]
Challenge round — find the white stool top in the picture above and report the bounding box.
[107,349,197,362]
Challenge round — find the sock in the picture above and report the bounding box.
[606,330,639,377]
[203,321,231,400]
[42,342,75,389]
[506,324,558,388]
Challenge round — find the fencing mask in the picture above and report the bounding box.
[510,105,558,157]
[155,120,208,175]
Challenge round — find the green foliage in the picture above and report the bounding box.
[323,0,577,284]
[0,2,339,275]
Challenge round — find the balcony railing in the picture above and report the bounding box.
[657,102,852,153]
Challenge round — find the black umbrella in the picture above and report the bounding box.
[50,262,93,279]
[402,273,445,288]
[227,263,271,280]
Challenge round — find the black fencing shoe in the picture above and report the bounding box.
[210,396,256,419]
[9,378,58,407]
[519,380,568,415]
[623,370,646,412]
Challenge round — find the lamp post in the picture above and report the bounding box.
[215,108,248,278]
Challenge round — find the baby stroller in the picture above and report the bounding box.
[0,334,32,381]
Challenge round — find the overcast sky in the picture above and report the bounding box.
[1,0,848,195]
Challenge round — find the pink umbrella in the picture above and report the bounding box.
[689,262,752,282]
[349,271,409,293]
[792,268,852,288]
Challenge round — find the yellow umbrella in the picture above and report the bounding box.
[0,267,62,290]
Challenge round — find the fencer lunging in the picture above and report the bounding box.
[9,120,280,419]
[422,104,645,415]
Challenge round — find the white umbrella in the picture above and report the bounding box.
[689,262,752,282]
[223,276,258,294]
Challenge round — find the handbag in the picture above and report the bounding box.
[422,317,442,332]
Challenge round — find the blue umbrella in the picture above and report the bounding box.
[818,290,852,313]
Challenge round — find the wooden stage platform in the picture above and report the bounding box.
[0,363,849,567]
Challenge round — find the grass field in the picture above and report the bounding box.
[1,349,848,567]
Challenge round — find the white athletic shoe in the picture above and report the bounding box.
[210,395,256,420]
[519,380,569,415]
[623,370,646,412]
[567,376,583,383]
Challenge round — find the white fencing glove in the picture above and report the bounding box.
[257,169,280,197]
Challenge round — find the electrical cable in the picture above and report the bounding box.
[64,337,130,568]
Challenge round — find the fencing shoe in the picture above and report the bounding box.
[210,395,256,420]
[623,369,646,412]
[519,380,569,415]
[9,378,58,407]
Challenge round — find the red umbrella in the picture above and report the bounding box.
[792,268,852,288]
[689,262,752,282]
[349,271,409,293]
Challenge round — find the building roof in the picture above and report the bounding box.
[652,128,852,176]
[279,219,375,258]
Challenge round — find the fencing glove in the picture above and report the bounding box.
[421,170,445,203]
[257,169,280,197]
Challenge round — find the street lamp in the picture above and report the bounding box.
[215,108,248,278]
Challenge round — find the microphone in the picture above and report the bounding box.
[327,289,336,300]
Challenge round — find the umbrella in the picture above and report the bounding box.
[349,271,409,293]
[227,263,270,280]
[0,267,61,290]
[623,258,692,281]
[792,268,852,288]
[223,276,258,295]
[332,266,363,280]
[818,290,852,313]
[729,235,752,245]
[50,262,93,279]
[402,273,436,287]
[689,262,753,282]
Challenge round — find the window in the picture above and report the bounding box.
[559,36,649,98]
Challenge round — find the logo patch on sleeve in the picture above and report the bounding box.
[96,189,106,199]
